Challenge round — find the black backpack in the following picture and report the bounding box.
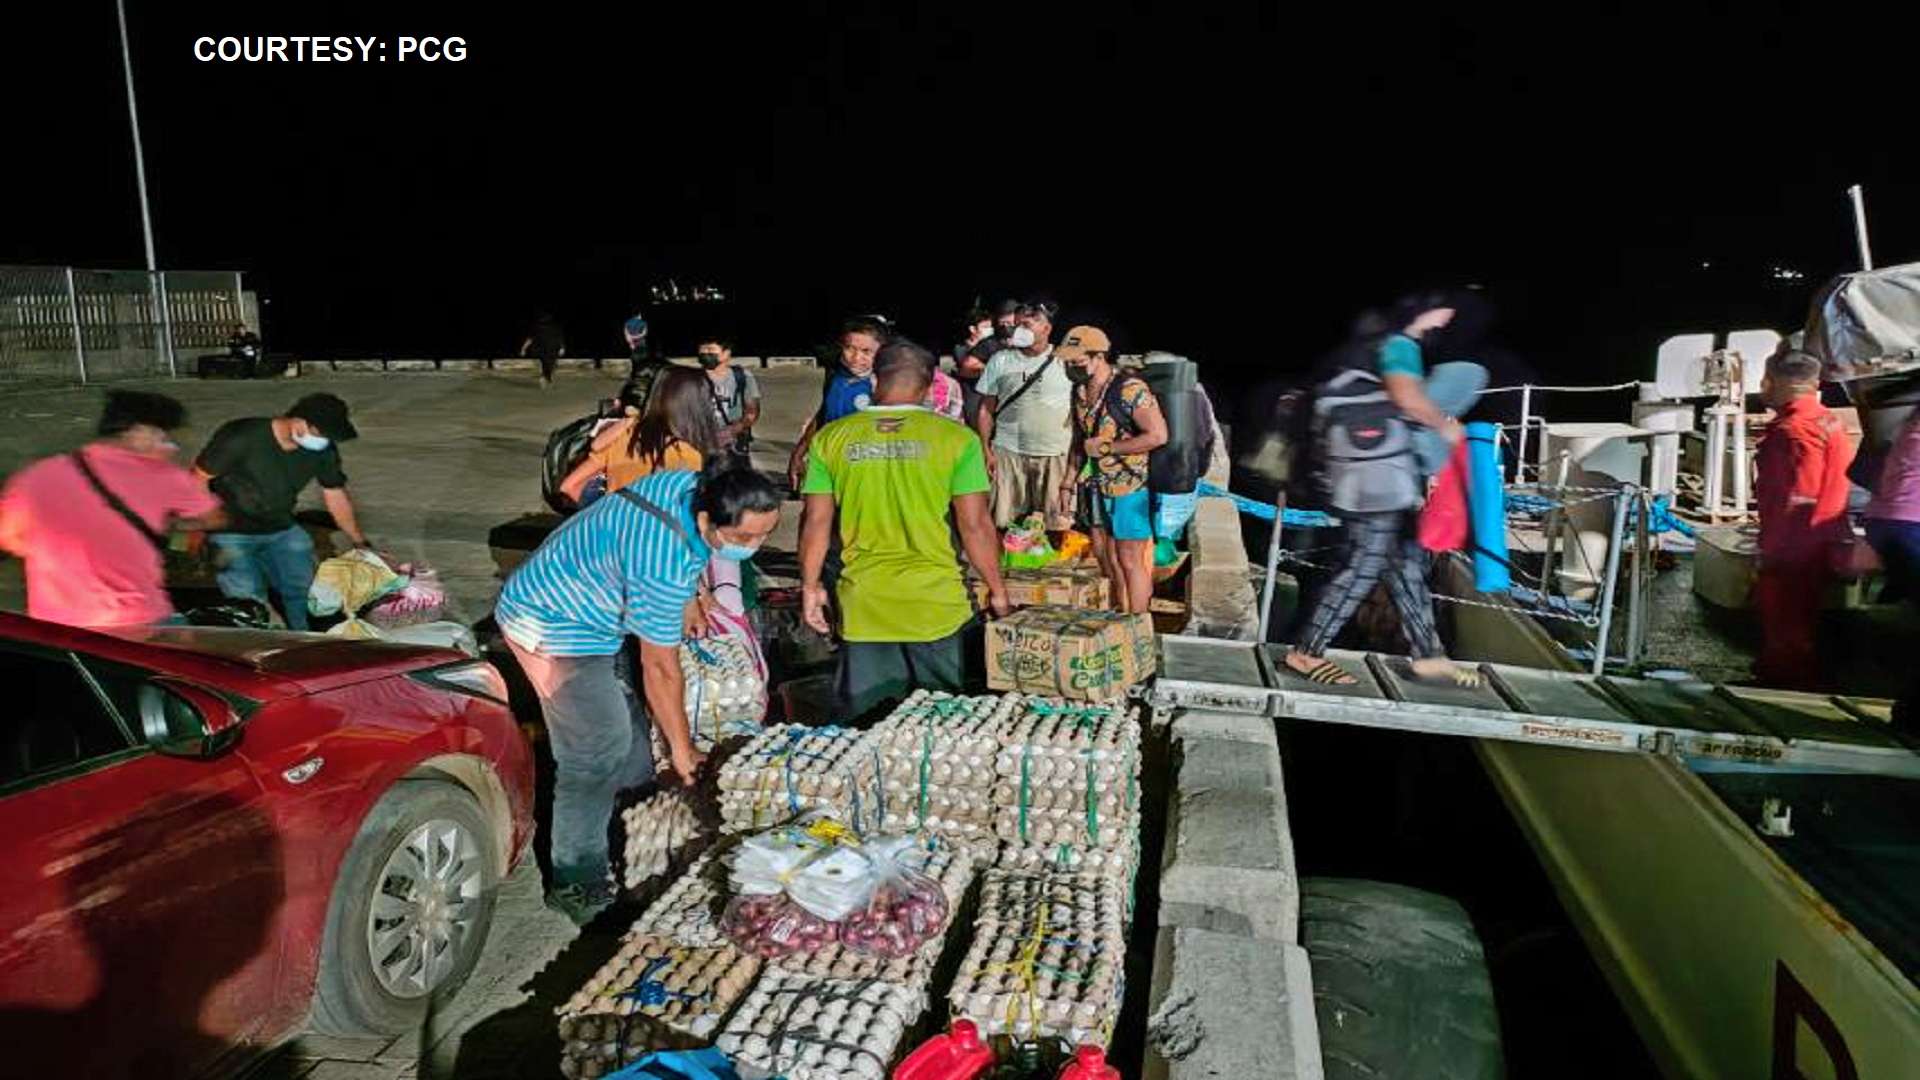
[541,413,601,514]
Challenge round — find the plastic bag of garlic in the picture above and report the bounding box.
[991,698,1141,853]
[716,969,923,1080]
[555,933,761,1077]
[946,868,1128,1048]
[717,725,886,834]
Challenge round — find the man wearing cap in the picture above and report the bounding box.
[195,393,369,631]
[1061,327,1168,613]
[975,300,1074,530]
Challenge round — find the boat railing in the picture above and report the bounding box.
[1478,380,1645,483]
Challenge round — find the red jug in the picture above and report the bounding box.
[1056,1044,1120,1080]
[893,1018,995,1080]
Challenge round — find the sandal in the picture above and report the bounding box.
[1288,656,1359,686]
[1411,659,1483,689]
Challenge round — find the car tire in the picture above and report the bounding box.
[1301,877,1505,1080]
[311,779,500,1036]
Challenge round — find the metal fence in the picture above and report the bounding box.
[0,265,248,384]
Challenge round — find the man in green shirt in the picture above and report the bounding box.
[801,339,1011,720]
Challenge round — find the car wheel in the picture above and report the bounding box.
[311,779,500,1036]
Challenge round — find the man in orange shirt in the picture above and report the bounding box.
[1752,351,1856,689]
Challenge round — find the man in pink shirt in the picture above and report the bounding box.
[0,391,226,628]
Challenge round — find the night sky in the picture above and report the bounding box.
[5,1,1915,412]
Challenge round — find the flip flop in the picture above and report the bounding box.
[1411,661,1483,689]
[1290,658,1358,686]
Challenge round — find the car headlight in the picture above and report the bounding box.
[410,660,510,706]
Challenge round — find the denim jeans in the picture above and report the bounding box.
[505,640,655,887]
[212,526,317,631]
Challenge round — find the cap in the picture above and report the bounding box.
[1054,325,1112,361]
[287,393,358,442]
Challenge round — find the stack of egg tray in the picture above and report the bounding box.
[716,969,925,1080]
[866,691,1015,844]
[629,848,730,947]
[717,724,886,834]
[555,933,761,1077]
[990,699,1140,856]
[946,868,1127,1047]
[619,786,711,891]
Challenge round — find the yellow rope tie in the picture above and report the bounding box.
[971,900,1053,1034]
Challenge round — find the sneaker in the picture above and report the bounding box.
[545,880,616,926]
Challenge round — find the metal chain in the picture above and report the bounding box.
[1432,590,1602,627]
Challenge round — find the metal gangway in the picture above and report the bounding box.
[1152,636,1919,779]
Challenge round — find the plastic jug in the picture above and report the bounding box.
[1056,1044,1121,1080]
[893,1018,995,1080]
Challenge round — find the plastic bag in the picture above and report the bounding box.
[837,835,950,958]
[1001,513,1057,569]
[309,549,404,616]
[1055,530,1091,563]
[365,564,450,627]
[719,893,839,958]
[729,819,873,921]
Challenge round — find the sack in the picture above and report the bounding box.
[542,413,601,514]
[309,550,405,617]
[1313,368,1420,513]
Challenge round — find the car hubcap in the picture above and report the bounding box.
[367,817,485,999]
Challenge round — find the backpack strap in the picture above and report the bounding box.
[71,450,169,553]
[617,488,697,556]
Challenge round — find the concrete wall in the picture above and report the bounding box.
[1146,707,1323,1080]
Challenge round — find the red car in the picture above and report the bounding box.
[0,612,535,1080]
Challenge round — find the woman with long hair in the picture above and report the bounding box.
[560,367,721,504]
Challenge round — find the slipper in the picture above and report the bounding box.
[1290,658,1358,686]
[1411,661,1483,689]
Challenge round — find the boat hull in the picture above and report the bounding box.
[1444,572,1920,1079]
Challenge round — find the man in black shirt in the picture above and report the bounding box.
[195,393,368,630]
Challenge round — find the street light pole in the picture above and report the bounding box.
[116,0,175,374]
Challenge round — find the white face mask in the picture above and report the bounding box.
[293,432,330,452]
[1008,326,1037,349]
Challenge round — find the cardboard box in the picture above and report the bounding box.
[986,605,1156,701]
[971,563,1111,610]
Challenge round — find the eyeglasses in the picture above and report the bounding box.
[1016,304,1057,319]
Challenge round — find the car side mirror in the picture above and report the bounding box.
[137,678,245,758]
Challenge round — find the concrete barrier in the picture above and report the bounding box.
[1185,495,1259,639]
[1146,927,1322,1080]
[1160,709,1299,940]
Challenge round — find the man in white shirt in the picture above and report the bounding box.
[974,299,1074,529]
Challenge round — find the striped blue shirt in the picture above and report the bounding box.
[496,470,708,655]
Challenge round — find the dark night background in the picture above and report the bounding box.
[6,0,1917,418]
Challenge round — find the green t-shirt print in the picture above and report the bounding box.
[801,407,989,643]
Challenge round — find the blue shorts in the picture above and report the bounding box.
[1099,489,1153,541]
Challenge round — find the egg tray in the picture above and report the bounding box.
[946,869,1127,1047]
[715,970,925,1080]
[995,698,1141,754]
[629,848,732,948]
[557,932,759,1031]
[559,1013,705,1079]
[995,827,1141,899]
[619,787,714,892]
[718,725,886,835]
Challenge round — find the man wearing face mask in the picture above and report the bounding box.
[496,464,783,922]
[696,334,760,471]
[975,299,1074,530]
[952,299,1018,427]
[194,393,366,632]
[0,390,227,628]
[789,317,889,491]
